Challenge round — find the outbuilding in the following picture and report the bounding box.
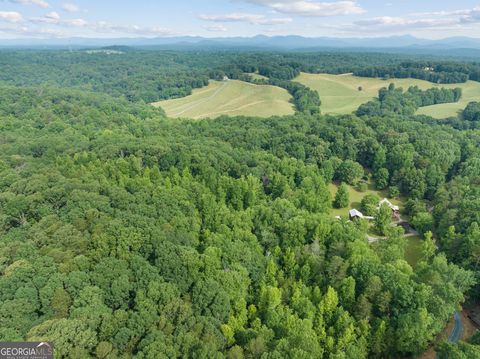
[349,209,364,220]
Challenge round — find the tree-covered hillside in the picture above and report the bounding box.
[0,83,479,358]
[0,50,439,103]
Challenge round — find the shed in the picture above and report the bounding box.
[349,209,364,220]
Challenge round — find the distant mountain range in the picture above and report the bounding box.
[3,35,480,53]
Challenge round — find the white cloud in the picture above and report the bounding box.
[244,0,365,17]
[351,6,480,33]
[94,21,175,37]
[199,13,292,25]
[355,16,450,29]
[0,24,64,37]
[3,0,49,8]
[0,11,23,23]
[66,18,87,26]
[458,7,480,24]
[413,7,480,18]
[0,20,175,38]
[29,14,57,24]
[204,24,228,32]
[45,11,60,20]
[30,12,87,27]
[62,3,80,13]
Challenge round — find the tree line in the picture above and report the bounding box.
[357,83,462,117]
[354,60,480,84]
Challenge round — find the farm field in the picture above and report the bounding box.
[295,72,480,117]
[153,80,293,119]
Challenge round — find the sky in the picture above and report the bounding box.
[1,0,480,39]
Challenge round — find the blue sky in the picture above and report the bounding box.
[1,0,480,39]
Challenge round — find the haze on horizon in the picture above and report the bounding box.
[0,0,480,40]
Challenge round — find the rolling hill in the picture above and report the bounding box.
[295,73,480,117]
[153,80,294,119]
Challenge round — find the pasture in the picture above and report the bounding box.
[153,80,294,119]
[295,73,480,117]
[416,80,480,118]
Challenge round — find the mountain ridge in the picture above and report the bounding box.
[2,35,480,51]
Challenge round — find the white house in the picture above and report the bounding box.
[378,198,399,212]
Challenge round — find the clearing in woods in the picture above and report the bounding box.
[295,72,480,118]
[328,181,403,218]
[153,80,294,119]
[248,72,269,80]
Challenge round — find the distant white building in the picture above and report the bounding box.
[223,76,230,81]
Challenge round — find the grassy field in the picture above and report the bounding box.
[248,73,269,80]
[153,80,293,119]
[416,80,480,118]
[295,73,480,117]
[328,181,403,218]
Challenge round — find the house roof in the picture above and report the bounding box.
[378,198,399,211]
[349,209,364,218]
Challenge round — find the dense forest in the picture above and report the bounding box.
[0,49,480,358]
[463,101,480,122]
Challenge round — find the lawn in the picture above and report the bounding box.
[295,72,480,117]
[328,181,403,218]
[152,80,293,119]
